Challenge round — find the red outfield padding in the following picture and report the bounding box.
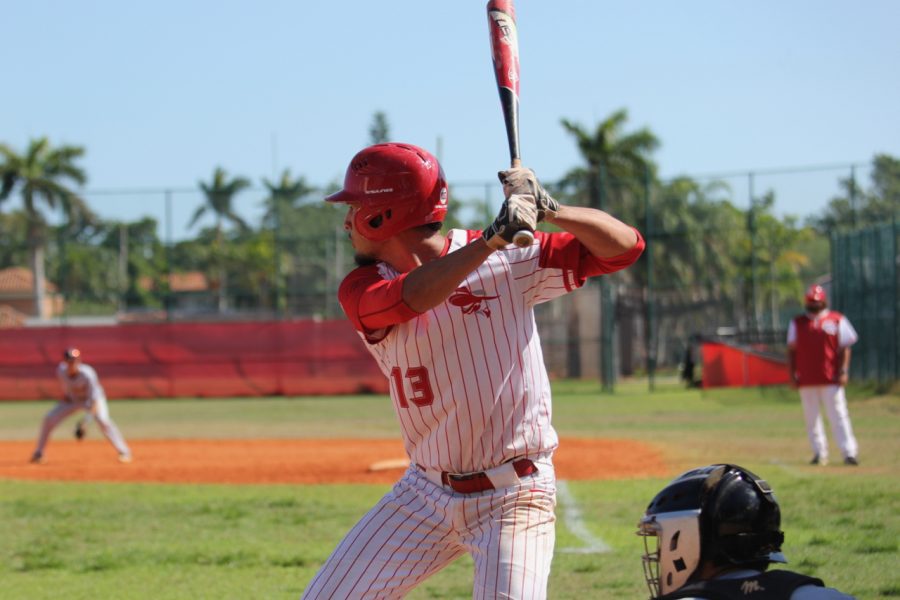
[0,320,388,400]
[701,341,791,388]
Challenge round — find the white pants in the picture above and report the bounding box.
[302,457,557,599]
[798,385,858,460]
[33,398,130,457]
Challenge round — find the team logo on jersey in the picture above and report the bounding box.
[448,286,499,317]
[739,580,766,594]
[821,321,839,336]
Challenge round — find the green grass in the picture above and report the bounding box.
[1,379,897,599]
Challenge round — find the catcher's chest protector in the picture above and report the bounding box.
[658,570,825,600]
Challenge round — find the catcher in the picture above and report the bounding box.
[637,464,856,599]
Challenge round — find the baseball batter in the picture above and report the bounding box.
[787,285,860,466]
[301,143,644,599]
[30,348,131,464]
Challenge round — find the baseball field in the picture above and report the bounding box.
[1,379,897,599]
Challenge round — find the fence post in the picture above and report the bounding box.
[274,198,284,318]
[165,189,173,321]
[644,166,655,391]
[57,207,67,324]
[748,172,760,340]
[118,223,128,312]
[596,164,615,392]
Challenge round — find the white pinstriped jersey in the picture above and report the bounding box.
[339,228,644,473]
[57,363,105,407]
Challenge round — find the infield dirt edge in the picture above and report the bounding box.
[1,438,670,484]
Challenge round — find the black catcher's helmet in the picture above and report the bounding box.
[637,464,786,597]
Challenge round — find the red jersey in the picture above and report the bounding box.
[787,310,858,386]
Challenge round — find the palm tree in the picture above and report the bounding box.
[260,169,316,230]
[0,137,92,318]
[559,110,659,383]
[260,169,317,313]
[190,167,251,312]
[651,176,745,351]
[653,176,736,290]
[560,108,660,220]
[190,167,251,233]
[369,111,391,144]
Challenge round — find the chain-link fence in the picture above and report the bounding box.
[831,221,900,387]
[0,187,355,324]
[2,162,896,388]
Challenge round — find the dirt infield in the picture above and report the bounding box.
[0,438,669,484]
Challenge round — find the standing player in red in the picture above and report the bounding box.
[301,143,644,599]
[787,285,860,466]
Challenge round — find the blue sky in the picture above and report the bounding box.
[3,1,899,238]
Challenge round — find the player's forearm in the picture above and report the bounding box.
[545,205,639,257]
[402,238,496,313]
[833,348,851,385]
[840,348,851,375]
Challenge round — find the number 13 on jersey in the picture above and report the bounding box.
[390,366,434,408]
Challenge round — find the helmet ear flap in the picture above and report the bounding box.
[700,465,785,566]
[717,530,785,561]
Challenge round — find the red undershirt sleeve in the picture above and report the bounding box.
[537,227,645,285]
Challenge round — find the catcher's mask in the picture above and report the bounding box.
[637,464,786,598]
[325,142,448,242]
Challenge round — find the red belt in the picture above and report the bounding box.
[438,458,538,494]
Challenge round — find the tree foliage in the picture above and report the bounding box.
[369,111,391,145]
[191,167,251,233]
[1,123,895,332]
[189,167,252,311]
[811,154,900,233]
[0,137,92,316]
[261,170,316,226]
[559,108,660,225]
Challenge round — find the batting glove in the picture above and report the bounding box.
[482,194,539,249]
[497,167,560,221]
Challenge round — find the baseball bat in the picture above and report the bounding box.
[486,0,534,248]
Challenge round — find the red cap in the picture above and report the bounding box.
[804,285,827,304]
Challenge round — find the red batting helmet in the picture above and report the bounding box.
[804,284,827,304]
[325,143,449,241]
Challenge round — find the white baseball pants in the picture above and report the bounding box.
[799,385,859,461]
[302,457,557,599]
[33,398,130,457]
